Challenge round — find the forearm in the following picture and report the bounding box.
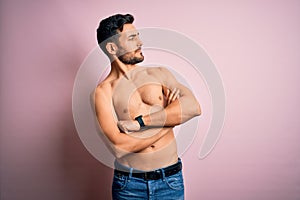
[143,96,201,127]
[112,127,171,158]
[128,127,172,138]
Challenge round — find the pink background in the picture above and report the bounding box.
[1,0,300,200]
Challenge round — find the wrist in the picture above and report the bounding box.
[142,115,151,126]
[135,115,145,128]
[133,120,140,128]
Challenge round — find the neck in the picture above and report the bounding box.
[110,59,137,79]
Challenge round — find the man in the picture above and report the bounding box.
[95,14,201,200]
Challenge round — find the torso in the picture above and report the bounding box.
[107,66,178,170]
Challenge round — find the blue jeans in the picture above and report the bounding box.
[112,159,184,200]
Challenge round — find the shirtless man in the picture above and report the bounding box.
[95,14,201,200]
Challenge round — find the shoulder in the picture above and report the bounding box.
[145,66,175,82]
[145,66,168,72]
[145,66,172,77]
[94,81,112,100]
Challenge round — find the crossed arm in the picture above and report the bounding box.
[94,84,173,158]
[95,67,201,158]
[117,67,201,132]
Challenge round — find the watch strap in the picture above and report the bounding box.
[135,115,145,127]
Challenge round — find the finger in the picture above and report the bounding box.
[166,89,171,105]
[171,89,180,102]
[119,126,126,133]
[168,88,175,104]
[168,88,177,104]
[117,122,127,133]
[166,88,170,98]
[171,88,179,101]
[121,124,129,134]
[164,88,170,101]
[176,90,180,99]
[117,121,122,129]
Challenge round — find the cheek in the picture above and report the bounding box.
[117,42,138,56]
[117,48,126,55]
[124,41,138,51]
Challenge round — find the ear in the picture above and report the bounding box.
[105,42,118,55]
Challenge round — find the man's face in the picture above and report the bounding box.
[115,24,144,65]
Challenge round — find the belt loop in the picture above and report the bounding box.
[129,168,133,179]
[161,168,166,181]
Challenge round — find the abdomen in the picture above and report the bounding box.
[117,129,178,171]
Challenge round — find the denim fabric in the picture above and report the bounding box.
[112,159,184,200]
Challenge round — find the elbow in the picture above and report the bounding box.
[179,99,201,123]
[114,151,125,159]
[111,143,134,159]
[112,145,126,159]
[187,100,201,117]
[194,101,201,116]
[108,133,140,159]
[185,97,201,117]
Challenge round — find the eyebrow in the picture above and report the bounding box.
[127,32,139,38]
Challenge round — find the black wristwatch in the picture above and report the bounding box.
[135,115,145,127]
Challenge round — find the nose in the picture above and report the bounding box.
[137,36,143,47]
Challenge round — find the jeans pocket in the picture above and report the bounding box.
[165,171,184,190]
[112,174,128,191]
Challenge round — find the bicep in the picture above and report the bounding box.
[94,89,120,144]
[158,67,201,119]
[159,67,193,96]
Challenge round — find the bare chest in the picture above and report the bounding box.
[112,71,164,119]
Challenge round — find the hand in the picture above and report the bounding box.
[164,87,180,105]
[117,120,140,134]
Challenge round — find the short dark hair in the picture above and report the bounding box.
[96,14,134,55]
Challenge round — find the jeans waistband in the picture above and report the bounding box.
[114,158,181,172]
[114,158,182,180]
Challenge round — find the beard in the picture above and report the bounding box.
[118,51,144,65]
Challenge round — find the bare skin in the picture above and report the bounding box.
[94,24,201,171]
